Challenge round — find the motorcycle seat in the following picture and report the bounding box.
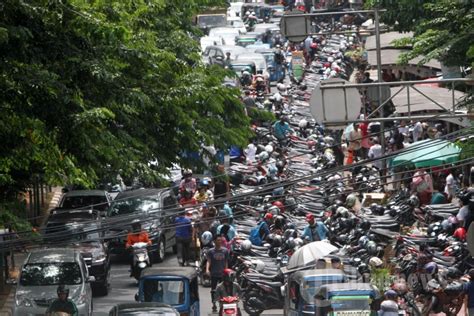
[253,280,283,288]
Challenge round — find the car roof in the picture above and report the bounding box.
[116,302,177,311]
[27,248,81,263]
[62,190,107,197]
[114,188,169,200]
[292,268,346,280]
[141,266,197,279]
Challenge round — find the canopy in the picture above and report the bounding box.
[391,139,461,168]
[287,241,338,271]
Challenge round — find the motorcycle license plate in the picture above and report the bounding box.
[223,303,237,309]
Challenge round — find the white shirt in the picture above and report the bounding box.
[413,122,423,142]
[368,144,383,169]
[445,173,455,197]
[244,143,257,163]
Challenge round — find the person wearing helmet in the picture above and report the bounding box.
[194,181,210,203]
[179,169,196,195]
[215,269,241,309]
[179,188,197,207]
[302,213,329,242]
[249,213,273,246]
[126,220,151,275]
[175,209,193,266]
[46,285,78,316]
[272,116,294,143]
[378,290,399,316]
[240,70,253,87]
[272,215,286,234]
[206,236,229,312]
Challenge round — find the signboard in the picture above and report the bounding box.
[309,78,362,129]
[291,51,304,82]
[279,11,311,43]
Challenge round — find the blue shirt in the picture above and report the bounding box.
[175,216,192,238]
[229,146,241,158]
[273,121,292,140]
[302,222,328,241]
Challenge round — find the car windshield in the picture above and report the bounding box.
[143,279,185,305]
[302,278,345,303]
[108,197,160,217]
[20,262,82,286]
[237,56,266,70]
[330,296,371,311]
[119,312,176,316]
[198,15,226,27]
[61,195,108,212]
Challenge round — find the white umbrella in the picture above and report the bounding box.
[287,241,339,271]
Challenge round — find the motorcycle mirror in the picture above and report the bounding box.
[135,293,139,302]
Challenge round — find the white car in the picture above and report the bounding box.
[227,16,247,34]
[13,248,94,316]
[200,36,224,52]
[208,27,240,46]
[235,53,270,78]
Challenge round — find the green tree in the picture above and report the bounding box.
[366,0,474,68]
[0,0,251,195]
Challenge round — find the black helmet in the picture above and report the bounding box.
[274,215,285,229]
[374,205,385,215]
[358,263,370,275]
[284,229,298,240]
[359,219,371,231]
[131,219,141,231]
[273,234,283,247]
[366,241,377,256]
[57,284,70,296]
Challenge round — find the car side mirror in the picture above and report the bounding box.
[135,293,139,302]
[87,276,96,283]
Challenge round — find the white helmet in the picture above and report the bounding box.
[298,119,308,129]
[241,239,252,251]
[277,83,286,92]
[369,257,383,268]
[253,259,265,272]
[273,92,282,102]
[256,77,264,82]
[327,56,334,63]
[258,151,269,161]
[265,144,274,154]
[201,231,213,246]
[245,11,251,16]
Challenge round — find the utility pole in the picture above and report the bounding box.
[374,7,386,181]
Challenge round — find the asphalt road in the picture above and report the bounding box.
[93,253,283,316]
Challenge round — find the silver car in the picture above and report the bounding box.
[13,248,93,316]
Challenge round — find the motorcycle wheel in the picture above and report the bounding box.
[243,290,264,316]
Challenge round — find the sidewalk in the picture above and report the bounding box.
[0,187,63,315]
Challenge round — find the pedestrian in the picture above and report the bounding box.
[444,169,456,202]
[175,209,193,266]
[412,121,423,142]
[368,137,383,174]
[213,164,230,199]
[196,205,216,237]
[302,213,328,242]
[348,123,362,159]
[206,236,230,312]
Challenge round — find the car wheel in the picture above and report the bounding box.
[156,238,166,263]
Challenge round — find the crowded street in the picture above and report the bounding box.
[0,0,473,316]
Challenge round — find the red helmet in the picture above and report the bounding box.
[223,268,234,276]
[223,268,235,283]
[453,227,466,241]
[306,213,315,222]
[264,213,274,220]
[272,201,285,213]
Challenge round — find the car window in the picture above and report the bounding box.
[215,49,224,58]
[107,196,160,217]
[61,195,108,212]
[20,262,82,286]
[203,47,210,56]
[143,279,185,305]
[208,49,216,57]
